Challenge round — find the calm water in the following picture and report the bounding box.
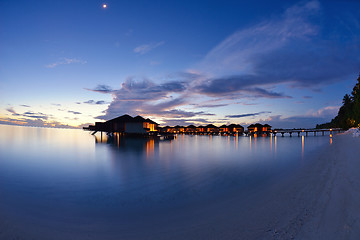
[0,124,333,239]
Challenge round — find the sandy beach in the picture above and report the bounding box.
[1,130,360,240]
[129,130,360,240]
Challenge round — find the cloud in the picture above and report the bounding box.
[68,110,82,115]
[20,104,31,107]
[197,103,229,108]
[306,106,340,118]
[85,85,114,94]
[6,107,20,116]
[195,75,292,98]
[133,41,165,54]
[22,111,49,119]
[226,111,271,118]
[199,1,320,75]
[84,1,359,127]
[51,103,62,106]
[257,106,340,128]
[46,58,87,68]
[195,0,360,93]
[5,108,50,120]
[83,100,108,105]
[88,76,215,120]
[161,118,212,126]
[257,115,319,129]
[0,117,77,129]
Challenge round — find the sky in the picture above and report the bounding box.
[1,0,360,128]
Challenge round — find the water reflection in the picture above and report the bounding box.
[94,133,161,155]
[330,134,333,145]
[301,136,305,160]
[0,125,336,240]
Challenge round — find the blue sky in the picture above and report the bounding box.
[1,0,359,128]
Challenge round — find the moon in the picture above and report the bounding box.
[102,3,107,9]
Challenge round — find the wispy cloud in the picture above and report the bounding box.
[226,111,271,118]
[199,0,320,75]
[134,41,165,55]
[196,103,229,108]
[255,105,340,128]
[194,75,292,98]
[46,58,87,68]
[85,85,114,94]
[22,111,49,119]
[68,110,82,115]
[6,107,20,116]
[6,108,50,120]
[0,117,77,129]
[306,106,339,118]
[195,0,360,93]
[84,100,108,105]
[161,118,212,126]
[20,104,31,107]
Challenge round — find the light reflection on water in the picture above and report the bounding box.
[0,124,334,238]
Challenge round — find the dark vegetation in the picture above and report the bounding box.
[317,74,360,129]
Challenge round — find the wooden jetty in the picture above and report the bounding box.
[271,128,343,137]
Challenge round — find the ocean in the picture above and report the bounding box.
[0,124,333,239]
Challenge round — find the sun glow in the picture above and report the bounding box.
[102,3,107,8]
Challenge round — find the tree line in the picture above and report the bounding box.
[317,74,360,129]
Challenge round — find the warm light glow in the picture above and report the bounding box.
[146,139,155,158]
[102,3,107,8]
[301,136,304,159]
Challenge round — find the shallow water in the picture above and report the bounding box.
[0,124,334,239]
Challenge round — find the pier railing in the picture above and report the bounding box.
[270,128,343,137]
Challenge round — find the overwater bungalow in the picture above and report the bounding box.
[262,124,272,132]
[159,126,173,133]
[186,125,196,133]
[173,125,185,133]
[219,125,229,133]
[219,124,244,134]
[206,124,218,133]
[196,126,206,133]
[247,123,272,134]
[228,124,244,133]
[84,114,158,134]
